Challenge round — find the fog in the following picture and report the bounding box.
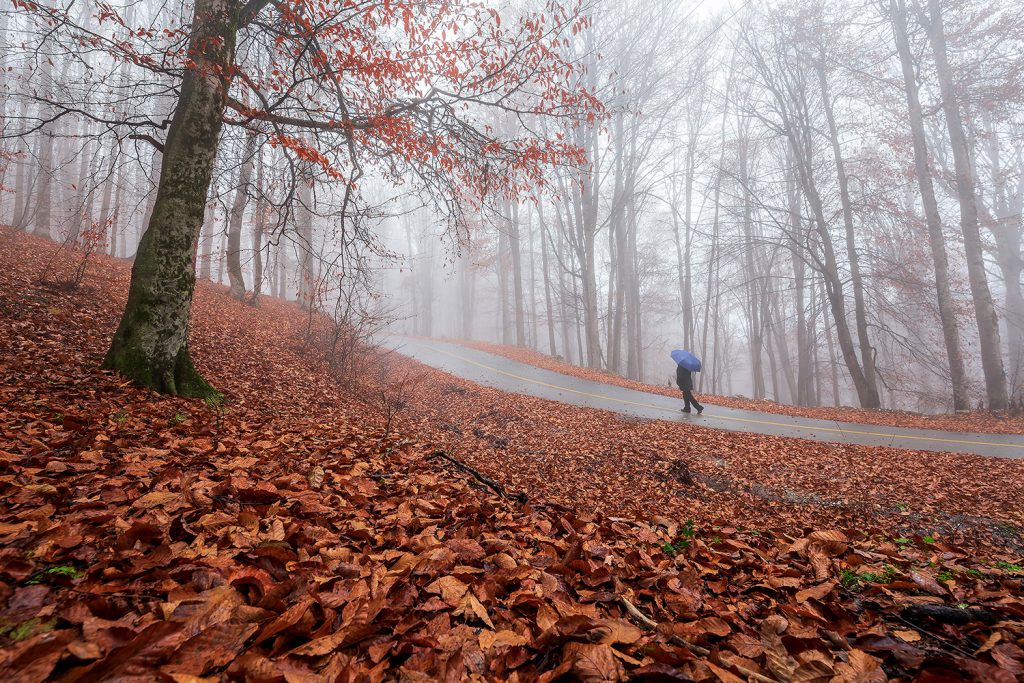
[2,0,1022,413]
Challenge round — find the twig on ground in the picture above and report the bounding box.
[429,449,527,503]
[618,595,778,683]
[894,614,975,659]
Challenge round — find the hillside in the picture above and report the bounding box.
[1,228,1023,682]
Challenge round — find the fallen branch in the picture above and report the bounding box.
[429,450,527,503]
[901,604,998,626]
[618,595,778,683]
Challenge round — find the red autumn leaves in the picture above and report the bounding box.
[1,230,1022,681]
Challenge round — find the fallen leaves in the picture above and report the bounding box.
[0,229,1022,682]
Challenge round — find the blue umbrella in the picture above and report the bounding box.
[671,349,701,372]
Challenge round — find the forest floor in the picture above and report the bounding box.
[1,227,1023,682]
[455,340,1024,435]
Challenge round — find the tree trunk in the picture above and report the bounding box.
[69,137,94,245]
[460,245,475,339]
[787,122,878,408]
[276,246,287,299]
[421,233,435,337]
[11,99,32,230]
[227,133,256,300]
[32,59,58,240]
[97,160,116,254]
[924,0,1008,410]
[103,0,239,397]
[979,115,1024,400]
[890,0,970,411]
[809,283,822,406]
[109,158,126,257]
[496,208,511,344]
[738,123,765,399]
[817,58,880,400]
[683,139,696,350]
[626,189,642,380]
[295,173,316,310]
[250,149,266,303]
[526,205,538,348]
[538,201,558,356]
[33,127,55,240]
[788,175,814,406]
[820,279,841,407]
[576,127,603,369]
[510,200,526,346]
[198,203,215,281]
[699,168,721,394]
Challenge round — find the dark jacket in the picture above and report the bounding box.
[676,365,693,391]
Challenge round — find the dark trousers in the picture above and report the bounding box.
[682,389,703,412]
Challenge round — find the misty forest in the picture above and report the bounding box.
[1,0,1024,680]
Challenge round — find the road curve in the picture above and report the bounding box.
[386,337,1024,459]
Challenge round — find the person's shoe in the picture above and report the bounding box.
[681,408,691,413]
[696,406,704,414]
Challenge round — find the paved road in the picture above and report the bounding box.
[387,337,1024,459]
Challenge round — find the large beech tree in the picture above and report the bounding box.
[17,0,595,396]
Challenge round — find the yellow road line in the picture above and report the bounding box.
[420,342,1024,451]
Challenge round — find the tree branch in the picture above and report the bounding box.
[129,134,165,153]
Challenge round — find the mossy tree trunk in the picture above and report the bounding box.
[103,0,240,397]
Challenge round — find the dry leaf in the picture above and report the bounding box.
[894,629,920,643]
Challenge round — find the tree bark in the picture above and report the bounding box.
[103,0,240,397]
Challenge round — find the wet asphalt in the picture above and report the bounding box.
[386,337,1024,460]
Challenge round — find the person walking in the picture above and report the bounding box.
[676,363,703,414]
[671,349,704,414]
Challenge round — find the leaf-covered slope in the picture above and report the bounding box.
[1,229,1022,682]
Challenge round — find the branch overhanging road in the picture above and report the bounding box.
[387,337,1024,459]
